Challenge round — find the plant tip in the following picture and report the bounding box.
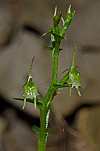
[54,6,58,16]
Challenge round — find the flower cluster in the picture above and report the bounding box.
[49,5,75,53]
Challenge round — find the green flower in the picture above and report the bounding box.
[67,65,81,96]
[22,57,38,109]
[23,74,38,109]
[53,6,62,27]
[49,5,75,53]
[61,49,81,96]
[60,5,75,37]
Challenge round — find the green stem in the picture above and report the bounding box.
[38,108,48,151]
[51,49,59,82]
[38,49,59,151]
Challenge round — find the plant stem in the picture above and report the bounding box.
[38,108,48,151]
[38,49,59,151]
[51,49,59,82]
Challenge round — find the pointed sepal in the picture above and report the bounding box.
[61,49,81,96]
[22,57,39,109]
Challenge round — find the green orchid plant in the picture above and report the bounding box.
[15,5,81,151]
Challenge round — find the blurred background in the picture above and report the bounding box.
[0,0,100,150]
